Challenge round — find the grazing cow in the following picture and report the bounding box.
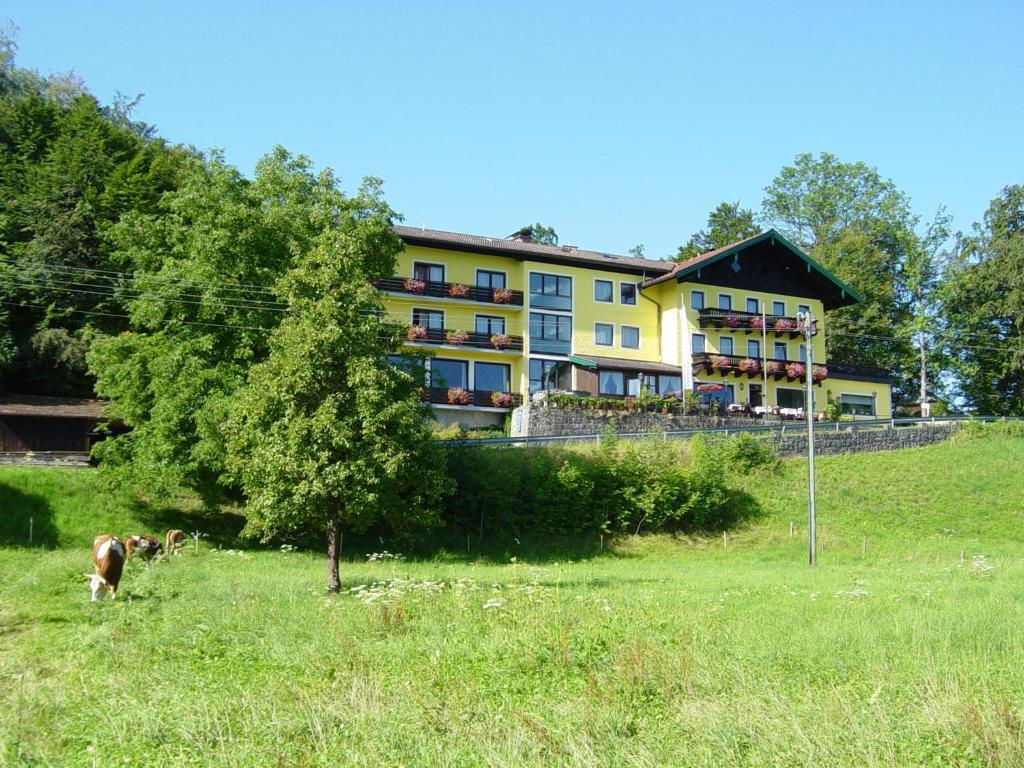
[165,529,187,557]
[124,534,162,562]
[85,534,124,601]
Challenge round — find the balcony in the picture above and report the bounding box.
[697,307,809,338]
[692,352,826,384]
[827,361,892,384]
[378,277,524,307]
[423,387,522,410]
[404,328,524,353]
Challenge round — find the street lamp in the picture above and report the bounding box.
[797,310,817,567]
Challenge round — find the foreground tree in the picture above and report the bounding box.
[227,180,448,592]
[939,186,1024,414]
[674,201,759,261]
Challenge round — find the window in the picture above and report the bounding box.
[476,270,505,290]
[719,336,734,356]
[657,375,682,396]
[430,359,467,389]
[475,362,510,393]
[475,315,505,335]
[691,290,705,310]
[620,283,637,305]
[798,344,807,362]
[746,297,759,314]
[747,339,761,358]
[798,304,810,318]
[529,359,571,392]
[594,279,613,303]
[387,354,425,385]
[529,272,572,310]
[413,262,444,283]
[529,312,572,355]
[599,371,624,396]
[772,300,786,316]
[692,333,706,353]
[774,342,788,359]
[594,323,614,346]
[718,294,732,310]
[777,388,804,409]
[840,393,875,416]
[621,326,640,349]
[412,308,443,330]
[626,373,642,396]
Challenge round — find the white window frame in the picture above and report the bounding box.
[619,281,638,306]
[412,307,444,329]
[839,392,876,417]
[773,341,788,359]
[692,333,706,354]
[745,297,760,314]
[772,300,786,316]
[718,293,733,311]
[690,290,705,311]
[476,268,507,290]
[719,336,734,356]
[594,322,614,347]
[621,325,640,349]
[593,279,614,303]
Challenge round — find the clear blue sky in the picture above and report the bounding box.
[7,1,1023,258]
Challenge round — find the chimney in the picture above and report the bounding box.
[509,227,534,243]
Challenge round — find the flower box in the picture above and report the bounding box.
[403,278,426,294]
[711,355,732,371]
[447,387,471,405]
[774,318,796,332]
[448,283,470,298]
[786,362,806,379]
[445,329,469,345]
[490,391,514,408]
[812,365,828,382]
[492,288,514,304]
[406,325,428,342]
[765,361,783,376]
[738,357,760,375]
[490,333,512,350]
[750,315,764,330]
[724,313,741,328]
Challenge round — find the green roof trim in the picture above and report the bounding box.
[568,355,597,369]
[675,229,866,305]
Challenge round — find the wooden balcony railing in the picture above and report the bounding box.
[378,277,524,307]
[697,307,810,338]
[826,361,892,383]
[405,328,524,352]
[692,352,828,384]
[423,387,522,409]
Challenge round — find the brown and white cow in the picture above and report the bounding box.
[124,534,163,562]
[85,534,125,601]
[165,529,187,557]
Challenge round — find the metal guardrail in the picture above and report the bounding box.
[441,415,1024,448]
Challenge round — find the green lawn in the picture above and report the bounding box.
[2,429,1023,766]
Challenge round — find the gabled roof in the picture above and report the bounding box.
[641,229,865,307]
[393,225,674,277]
[0,395,105,419]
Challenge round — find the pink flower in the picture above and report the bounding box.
[724,313,741,328]
[493,288,514,304]
[490,333,512,350]
[445,329,469,345]
[403,278,426,294]
[786,362,806,379]
[774,318,796,331]
[765,361,782,376]
[490,391,514,408]
[738,358,760,375]
[447,387,471,405]
[750,315,764,330]
[812,365,828,382]
[711,355,732,371]
[448,283,470,298]
[406,325,428,341]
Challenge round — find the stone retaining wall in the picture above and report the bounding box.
[511,404,779,437]
[766,423,958,457]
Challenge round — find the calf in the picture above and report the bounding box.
[165,529,187,557]
[85,534,125,601]
[124,534,163,562]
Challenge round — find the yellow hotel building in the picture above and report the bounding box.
[383,225,892,427]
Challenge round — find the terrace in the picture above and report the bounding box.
[692,352,826,383]
[404,327,524,353]
[378,277,524,308]
[423,387,522,410]
[697,307,807,338]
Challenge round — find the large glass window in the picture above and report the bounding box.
[413,262,445,283]
[387,354,426,385]
[774,341,788,359]
[772,300,786,316]
[599,371,624,396]
[719,336,734,356]
[746,297,759,314]
[691,290,705,310]
[430,359,468,388]
[475,362,510,392]
[412,308,443,330]
[798,304,810,318]
[476,270,505,289]
[529,359,571,392]
[620,283,637,305]
[594,323,613,346]
[529,272,572,310]
[692,333,706,353]
[777,388,804,409]
[747,339,761,358]
[621,326,640,349]
[529,312,572,355]
[475,315,505,335]
[658,375,682,396]
[798,344,807,362]
[840,394,875,416]
[594,280,613,303]
[718,294,732,310]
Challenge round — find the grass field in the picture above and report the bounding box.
[2,428,1024,766]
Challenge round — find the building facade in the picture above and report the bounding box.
[381,226,891,427]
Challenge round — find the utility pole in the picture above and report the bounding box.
[798,310,817,567]
[919,327,929,416]
[761,299,768,409]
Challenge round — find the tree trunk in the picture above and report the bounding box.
[326,505,341,593]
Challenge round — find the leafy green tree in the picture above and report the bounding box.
[88,148,337,504]
[939,186,1024,414]
[674,201,759,261]
[517,222,558,245]
[227,179,448,592]
[761,152,943,401]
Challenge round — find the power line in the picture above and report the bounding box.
[0,299,276,333]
